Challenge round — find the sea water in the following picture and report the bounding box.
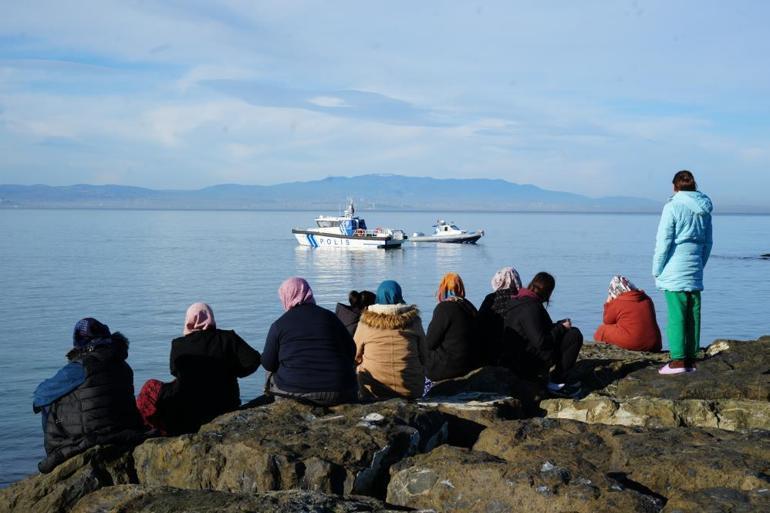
[1,209,768,485]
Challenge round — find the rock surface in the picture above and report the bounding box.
[71,486,405,513]
[544,337,770,431]
[133,399,446,498]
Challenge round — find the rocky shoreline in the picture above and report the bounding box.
[2,336,769,513]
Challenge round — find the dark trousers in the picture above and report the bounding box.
[264,372,357,407]
[550,327,583,383]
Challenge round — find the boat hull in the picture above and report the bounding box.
[409,233,483,244]
[292,230,402,249]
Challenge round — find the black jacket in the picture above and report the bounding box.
[477,289,517,366]
[501,294,567,379]
[160,329,261,435]
[335,303,363,337]
[421,298,479,381]
[263,303,357,394]
[38,335,144,473]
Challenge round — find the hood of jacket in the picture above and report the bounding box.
[671,191,713,216]
[67,332,129,362]
[360,304,420,330]
[335,303,361,326]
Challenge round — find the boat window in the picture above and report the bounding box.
[316,220,340,228]
[358,220,367,230]
[450,225,460,230]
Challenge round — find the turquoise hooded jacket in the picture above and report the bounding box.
[652,191,713,291]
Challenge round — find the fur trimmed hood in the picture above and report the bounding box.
[360,304,421,330]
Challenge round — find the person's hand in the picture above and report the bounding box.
[561,319,572,329]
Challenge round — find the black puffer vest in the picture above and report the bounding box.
[40,334,143,473]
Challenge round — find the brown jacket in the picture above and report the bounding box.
[354,304,425,399]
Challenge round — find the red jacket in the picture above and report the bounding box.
[594,290,662,352]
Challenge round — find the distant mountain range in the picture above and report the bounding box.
[0,175,663,212]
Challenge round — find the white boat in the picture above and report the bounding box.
[292,202,406,249]
[410,220,484,244]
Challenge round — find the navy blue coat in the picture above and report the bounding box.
[263,303,357,394]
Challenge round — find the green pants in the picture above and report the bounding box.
[664,290,701,361]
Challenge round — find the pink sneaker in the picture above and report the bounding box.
[659,363,688,375]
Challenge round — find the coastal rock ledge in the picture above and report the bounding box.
[1,336,769,513]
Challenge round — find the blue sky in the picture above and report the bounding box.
[1,1,769,208]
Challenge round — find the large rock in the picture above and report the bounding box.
[544,337,770,431]
[133,399,446,498]
[0,445,136,513]
[387,444,663,512]
[71,486,406,513]
[473,417,770,510]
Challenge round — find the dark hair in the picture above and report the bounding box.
[349,290,376,310]
[527,272,556,304]
[672,170,697,191]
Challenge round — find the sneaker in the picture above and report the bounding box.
[547,381,582,399]
[658,362,688,375]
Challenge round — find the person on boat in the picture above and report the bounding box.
[593,276,662,352]
[477,266,523,365]
[501,272,583,397]
[335,290,376,337]
[420,273,480,381]
[262,277,358,405]
[136,302,261,435]
[33,318,145,473]
[354,280,425,400]
[653,170,713,374]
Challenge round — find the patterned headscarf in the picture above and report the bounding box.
[491,266,522,292]
[183,302,216,335]
[376,280,404,305]
[279,277,316,311]
[608,275,638,300]
[72,318,112,348]
[437,272,466,302]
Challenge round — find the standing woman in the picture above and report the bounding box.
[262,277,358,405]
[653,170,713,374]
[421,272,480,381]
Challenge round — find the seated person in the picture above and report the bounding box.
[477,266,522,365]
[502,272,583,397]
[421,273,480,381]
[354,280,425,400]
[137,302,261,435]
[594,276,662,352]
[262,277,358,406]
[33,318,144,473]
[335,289,376,336]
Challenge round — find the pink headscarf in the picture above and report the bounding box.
[279,277,316,311]
[183,302,216,335]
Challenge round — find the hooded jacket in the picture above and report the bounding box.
[159,329,261,435]
[500,293,566,379]
[354,304,425,399]
[421,298,480,381]
[653,191,713,291]
[593,290,662,352]
[33,334,144,473]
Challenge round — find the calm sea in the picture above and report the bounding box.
[1,209,768,485]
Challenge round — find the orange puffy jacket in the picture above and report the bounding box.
[593,290,662,352]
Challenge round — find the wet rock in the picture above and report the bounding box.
[473,417,770,509]
[71,485,407,513]
[545,337,770,431]
[0,445,136,513]
[133,399,446,498]
[387,444,661,513]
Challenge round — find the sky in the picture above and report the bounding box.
[1,1,769,208]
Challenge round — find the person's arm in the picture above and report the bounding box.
[33,362,85,412]
[425,303,450,350]
[652,204,675,278]
[261,323,280,373]
[353,329,366,366]
[228,331,261,377]
[517,303,557,362]
[703,215,713,266]
[603,301,618,325]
